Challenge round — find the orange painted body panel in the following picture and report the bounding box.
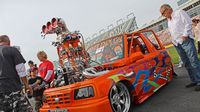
[40,30,174,112]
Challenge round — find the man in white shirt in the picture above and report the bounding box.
[160,4,200,91]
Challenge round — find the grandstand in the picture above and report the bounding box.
[86,13,138,48]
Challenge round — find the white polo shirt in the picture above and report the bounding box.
[168,10,194,46]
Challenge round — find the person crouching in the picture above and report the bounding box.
[28,67,45,112]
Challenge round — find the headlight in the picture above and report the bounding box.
[74,86,94,100]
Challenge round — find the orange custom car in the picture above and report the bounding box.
[40,30,174,112]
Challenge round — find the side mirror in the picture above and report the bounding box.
[129,52,144,63]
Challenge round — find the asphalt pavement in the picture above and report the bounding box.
[133,66,200,112]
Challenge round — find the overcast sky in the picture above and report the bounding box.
[0,0,179,66]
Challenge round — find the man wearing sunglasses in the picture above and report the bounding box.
[160,4,200,91]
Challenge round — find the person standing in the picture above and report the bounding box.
[192,19,200,54]
[0,35,33,111]
[160,4,200,91]
[27,60,37,78]
[37,51,55,87]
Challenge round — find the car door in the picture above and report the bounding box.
[141,31,173,84]
[129,31,171,100]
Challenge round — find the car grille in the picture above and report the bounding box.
[45,93,71,105]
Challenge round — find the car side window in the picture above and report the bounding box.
[137,37,149,54]
[142,32,161,50]
[130,36,149,55]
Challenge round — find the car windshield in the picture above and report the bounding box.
[87,35,124,65]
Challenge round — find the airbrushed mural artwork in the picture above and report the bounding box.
[88,36,124,65]
[109,51,172,100]
[39,17,174,112]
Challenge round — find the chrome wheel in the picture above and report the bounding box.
[109,82,131,112]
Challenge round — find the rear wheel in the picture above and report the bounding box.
[109,82,133,112]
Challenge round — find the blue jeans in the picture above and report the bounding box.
[178,56,183,65]
[175,38,200,84]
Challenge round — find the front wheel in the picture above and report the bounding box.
[109,82,133,112]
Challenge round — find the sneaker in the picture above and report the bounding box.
[195,85,200,91]
[178,64,183,68]
[185,83,197,88]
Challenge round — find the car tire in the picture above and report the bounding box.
[109,82,133,112]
